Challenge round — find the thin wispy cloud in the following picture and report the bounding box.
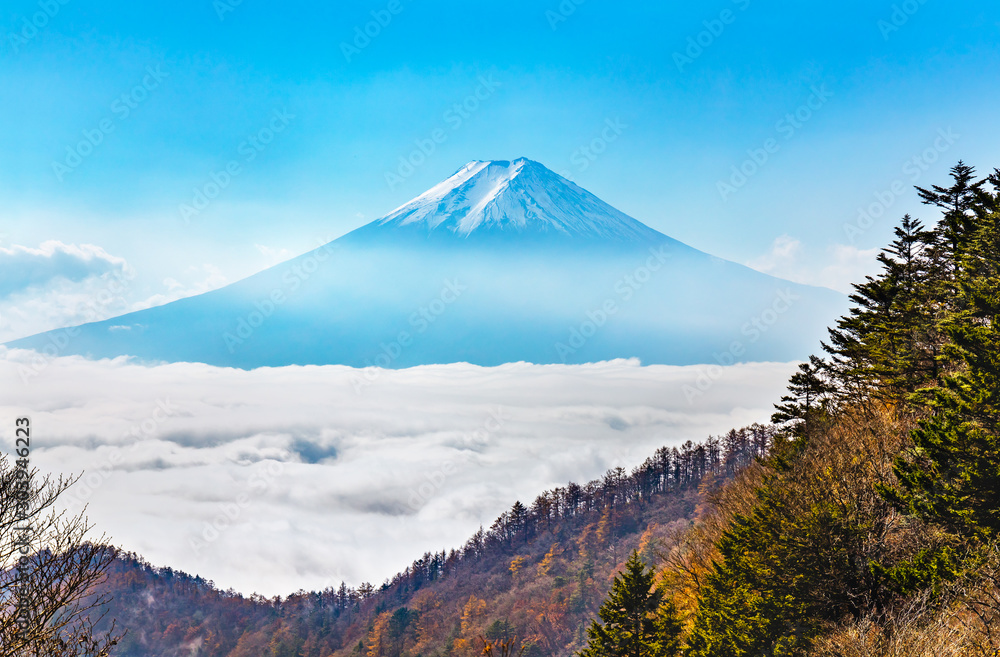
[747,235,882,293]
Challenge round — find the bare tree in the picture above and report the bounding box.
[479,634,525,657]
[0,453,122,656]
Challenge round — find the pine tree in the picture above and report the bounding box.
[876,215,940,391]
[684,509,810,657]
[917,161,984,279]
[823,215,939,401]
[771,355,836,439]
[579,552,681,657]
[510,501,529,544]
[890,170,1000,538]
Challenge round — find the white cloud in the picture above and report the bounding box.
[0,351,798,597]
[255,244,293,267]
[0,261,230,343]
[747,235,881,293]
[0,254,266,352]
[0,272,136,344]
[0,241,128,298]
[0,242,136,342]
[131,264,228,311]
[0,241,148,343]
[813,244,882,293]
[747,234,802,274]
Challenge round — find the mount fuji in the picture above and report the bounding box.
[348,158,665,244]
[7,159,845,369]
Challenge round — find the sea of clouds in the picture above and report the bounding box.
[0,349,796,596]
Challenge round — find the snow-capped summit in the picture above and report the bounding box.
[359,158,665,243]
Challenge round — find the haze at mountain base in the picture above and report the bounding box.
[5,159,846,368]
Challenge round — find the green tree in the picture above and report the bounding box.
[771,355,836,439]
[484,619,516,644]
[579,551,681,657]
[684,473,820,657]
[890,170,1000,538]
[686,422,923,657]
[917,161,985,280]
[823,215,939,401]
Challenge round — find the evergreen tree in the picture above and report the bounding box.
[686,162,1000,657]
[771,355,836,439]
[876,215,941,391]
[579,552,681,657]
[510,501,529,544]
[684,505,811,657]
[890,171,1000,538]
[823,215,939,400]
[917,161,984,280]
[685,423,926,657]
[684,470,849,657]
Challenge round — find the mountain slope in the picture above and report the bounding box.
[89,426,774,657]
[5,159,846,368]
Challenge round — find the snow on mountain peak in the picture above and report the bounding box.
[372,158,664,242]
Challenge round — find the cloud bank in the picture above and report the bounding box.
[0,242,232,344]
[0,241,137,344]
[0,351,797,596]
[0,241,128,298]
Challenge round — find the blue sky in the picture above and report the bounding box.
[1,0,999,339]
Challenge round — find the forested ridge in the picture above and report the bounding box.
[674,162,1000,656]
[90,425,774,656]
[88,162,1000,656]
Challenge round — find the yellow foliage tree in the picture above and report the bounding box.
[366,611,392,657]
[453,595,488,655]
[537,543,565,577]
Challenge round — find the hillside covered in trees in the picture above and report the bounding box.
[88,425,773,656]
[669,162,1000,656]
[85,162,1000,657]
